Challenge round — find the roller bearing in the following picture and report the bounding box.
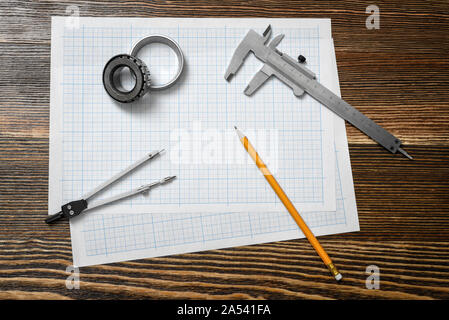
[102,54,151,103]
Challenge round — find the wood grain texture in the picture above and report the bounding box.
[1,0,449,300]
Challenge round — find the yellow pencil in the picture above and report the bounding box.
[235,126,342,281]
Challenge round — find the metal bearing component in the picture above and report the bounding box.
[102,54,150,103]
[130,35,185,91]
[103,35,185,103]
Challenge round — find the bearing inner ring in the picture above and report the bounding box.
[130,35,185,91]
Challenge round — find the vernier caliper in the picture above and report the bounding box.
[224,25,412,159]
[45,150,176,224]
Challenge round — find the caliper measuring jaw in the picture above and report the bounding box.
[224,25,412,160]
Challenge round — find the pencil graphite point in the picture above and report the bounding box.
[234,126,245,140]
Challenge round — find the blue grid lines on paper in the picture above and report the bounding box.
[61,25,327,211]
[82,150,346,257]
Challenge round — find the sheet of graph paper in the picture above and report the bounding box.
[49,17,336,219]
[69,39,358,267]
[47,17,360,267]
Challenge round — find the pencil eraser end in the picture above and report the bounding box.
[335,273,342,281]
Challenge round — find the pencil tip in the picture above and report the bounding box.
[234,127,245,140]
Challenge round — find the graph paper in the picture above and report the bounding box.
[49,17,336,217]
[49,18,358,267]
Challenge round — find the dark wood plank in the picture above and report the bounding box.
[0,0,448,299]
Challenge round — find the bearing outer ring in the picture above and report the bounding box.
[130,35,185,91]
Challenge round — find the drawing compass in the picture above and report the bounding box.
[45,149,176,224]
[225,25,413,159]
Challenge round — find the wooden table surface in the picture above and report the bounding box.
[1,0,448,300]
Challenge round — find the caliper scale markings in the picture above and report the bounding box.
[225,25,412,159]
